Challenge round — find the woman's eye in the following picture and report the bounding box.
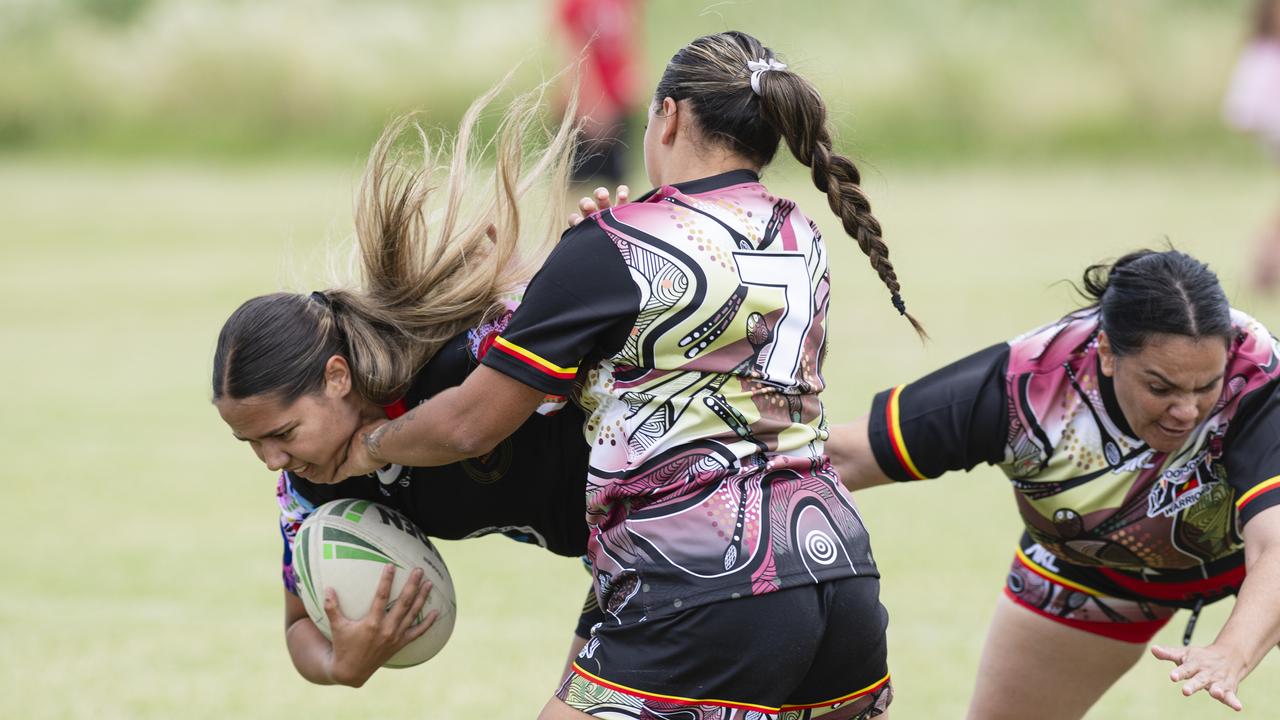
[1149,386,1170,396]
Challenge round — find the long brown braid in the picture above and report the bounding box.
[653,31,925,338]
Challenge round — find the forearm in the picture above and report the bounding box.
[1211,545,1280,672]
[285,615,340,685]
[365,385,491,468]
[363,366,549,470]
[827,415,893,492]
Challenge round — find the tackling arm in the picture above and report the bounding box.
[1151,504,1280,711]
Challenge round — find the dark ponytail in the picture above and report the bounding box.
[1079,249,1233,356]
[653,31,925,338]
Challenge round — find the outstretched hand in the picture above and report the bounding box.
[1151,643,1246,712]
[568,185,629,227]
[324,564,437,687]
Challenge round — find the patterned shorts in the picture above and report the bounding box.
[556,577,892,719]
[1007,533,1243,644]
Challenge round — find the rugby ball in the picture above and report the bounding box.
[293,499,456,668]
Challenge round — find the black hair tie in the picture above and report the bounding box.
[309,290,331,309]
[891,293,907,316]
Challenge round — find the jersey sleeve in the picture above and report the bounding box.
[277,472,385,594]
[481,221,640,395]
[1226,377,1280,526]
[277,472,318,595]
[867,343,1010,481]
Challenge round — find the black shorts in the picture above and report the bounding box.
[557,576,892,719]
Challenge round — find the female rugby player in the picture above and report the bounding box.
[832,250,1280,718]
[211,88,600,688]
[333,31,917,720]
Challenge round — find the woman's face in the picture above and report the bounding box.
[1099,332,1228,454]
[215,356,364,484]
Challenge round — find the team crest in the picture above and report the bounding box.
[1146,449,1219,518]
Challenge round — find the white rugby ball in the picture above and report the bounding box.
[293,499,456,668]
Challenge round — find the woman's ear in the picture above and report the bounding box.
[1097,332,1116,377]
[323,355,354,398]
[658,96,680,146]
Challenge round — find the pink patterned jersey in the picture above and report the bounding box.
[870,309,1280,578]
[482,170,876,625]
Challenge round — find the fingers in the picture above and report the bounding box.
[574,185,631,228]
[1206,683,1243,711]
[323,587,344,627]
[1182,670,1212,697]
[369,563,396,619]
[387,569,425,628]
[397,581,432,636]
[404,609,440,642]
[1150,644,1185,664]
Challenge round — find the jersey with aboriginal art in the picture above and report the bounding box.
[869,308,1280,580]
[481,169,877,625]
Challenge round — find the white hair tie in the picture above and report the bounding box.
[747,57,788,96]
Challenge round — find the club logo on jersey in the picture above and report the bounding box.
[460,438,513,484]
[1146,448,1222,518]
[1104,441,1121,467]
[376,463,406,486]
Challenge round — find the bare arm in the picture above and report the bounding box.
[282,565,435,687]
[1151,504,1280,711]
[827,414,894,492]
[335,365,548,480]
[284,590,341,685]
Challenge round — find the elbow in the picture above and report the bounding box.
[445,415,506,460]
[448,428,503,460]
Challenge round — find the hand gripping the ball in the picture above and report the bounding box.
[323,564,437,688]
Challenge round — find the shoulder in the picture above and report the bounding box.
[1006,310,1099,376]
[1230,308,1280,365]
[1225,308,1280,394]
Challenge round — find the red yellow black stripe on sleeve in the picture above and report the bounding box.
[1236,475,1280,512]
[885,384,927,480]
[490,336,578,381]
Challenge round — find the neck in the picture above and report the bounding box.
[357,396,389,423]
[654,144,759,187]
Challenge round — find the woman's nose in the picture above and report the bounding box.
[260,443,291,472]
[1168,399,1198,424]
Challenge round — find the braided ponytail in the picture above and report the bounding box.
[653,31,925,338]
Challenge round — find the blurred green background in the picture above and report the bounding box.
[4,1,1280,718]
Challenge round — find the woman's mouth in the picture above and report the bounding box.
[1156,423,1193,438]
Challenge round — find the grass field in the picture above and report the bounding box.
[3,156,1279,718]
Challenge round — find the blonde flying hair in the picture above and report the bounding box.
[212,79,577,404]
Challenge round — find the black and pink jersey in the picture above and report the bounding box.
[481,170,876,625]
[869,308,1280,582]
[278,308,590,596]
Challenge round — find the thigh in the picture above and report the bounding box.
[967,594,1148,720]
